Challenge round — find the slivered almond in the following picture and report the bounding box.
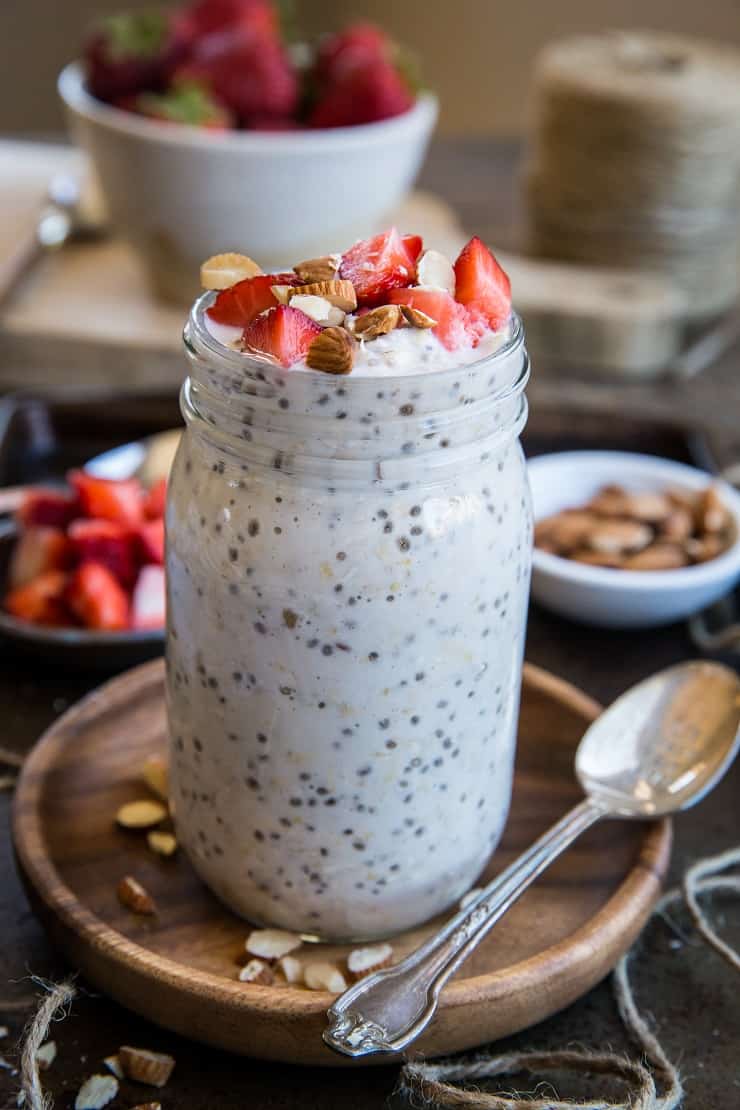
[353,304,402,340]
[305,327,356,375]
[141,755,169,802]
[245,928,302,960]
[74,1074,119,1110]
[116,799,168,829]
[119,1046,175,1088]
[238,958,274,985]
[294,255,341,283]
[291,279,357,312]
[400,305,437,329]
[417,249,456,294]
[303,962,347,993]
[277,955,303,984]
[36,1041,57,1070]
[200,252,262,290]
[289,294,345,327]
[117,876,156,915]
[147,830,177,857]
[346,943,393,981]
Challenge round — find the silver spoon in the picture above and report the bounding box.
[324,660,740,1059]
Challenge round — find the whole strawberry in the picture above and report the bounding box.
[315,22,390,83]
[309,56,414,129]
[131,80,234,129]
[176,0,279,44]
[85,9,188,102]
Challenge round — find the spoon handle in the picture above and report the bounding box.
[324,797,606,1058]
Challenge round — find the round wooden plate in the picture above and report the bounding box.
[12,660,671,1066]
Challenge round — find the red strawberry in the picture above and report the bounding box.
[453,236,512,331]
[242,305,321,368]
[5,571,71,627]
[340,228,418,307]
[402,234,423,262]
[207,272,297,327]
[143,477,167,520]
[177,0,278,42]
[177,28,298,123]
[308,57,414,129]
[8,528,70,590]
[68,519,140,588]
[131,80,234,129]
[387,288,472,351]
[68,471,144,527]
[137,518,165,565]
[315,23,390,83]
[17,488,79,530]
[131,565,166,630]
[85,10,188,103]
[67,562,130,631]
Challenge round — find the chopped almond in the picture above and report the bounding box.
[119,1046,175,1088]
[116,799,168,829]
[623,543,688,570]
[303,962,347,993]
[305,327,356,375]
[147,830,177,857]
[103,1055,124,1079]
[353,304,403,340]
[294,255,341,283]
[276,955,303,984]
[74,1074,119,1109]
[245,928,302,961]
[400,305,437,329]
[141,755,169,802]
[36,1041,57,1070]
[117,876,156,915]
[238,958,274,985]
[586,520,652,555]
[200,252,262,290]
[290,279,357,312]
[416,250,456,294]
[346,943,393,981]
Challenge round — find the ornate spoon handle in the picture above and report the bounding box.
[323,797,605,1058]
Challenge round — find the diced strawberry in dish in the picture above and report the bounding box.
[68,519,140,588]
[138,518,165,565]
[207,273,298,328]
[17,488,79,530]
[67,562,130,631]
[131,565,166,630]
[340,228,419,307]
[8,527,70,590]
[242,304,321,368]
[143,476,167,520]
[387,288,473,351]
[453,236,512,331]
[69,470,144,526]
[5,571,71,627]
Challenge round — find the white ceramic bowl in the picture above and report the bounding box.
[59,62,438,303]
[528,451,740,628]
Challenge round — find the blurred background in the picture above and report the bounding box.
[3,0,740,135]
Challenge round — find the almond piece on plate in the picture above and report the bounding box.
[623,543,688,570]
[346,943,393,982]
[659,508,693,543]
[587,519,652,555]
[147,830,178,857]
[289,294,345,327]
[305,327,356,375]
[696,485,730,534]
[119,1046,176,1088]
[74,1074,119,1110]
[686,535,727,563]
[291,280,357,312]
[117,876,156,915]
[200,252,262,290]
[103,1055,124,1079]
[303,962,347,993]
[116,799,168,829]
[294,255,341,283]
[416,249,456,294]
[535,511,598,554]
[353,304,403,340]
[276,955,303,984]
[245,928,302,961]
[400,305,437,329]
[141,755,169,802]
[36,1041,57,1070]
[239,958,274,985]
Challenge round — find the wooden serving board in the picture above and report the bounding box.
[12,660,671,1066]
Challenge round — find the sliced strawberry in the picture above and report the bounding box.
[207,272,297,327]
[453,236,512,331]
[143,477,167,520]
[387,288,472,351]
[242,305,321,368]
[5,571,72,627]
[308,57,414,130]
[68,471,144,526]
[67,562,130,631]
[68,519,140,588]
[17,488,79,530]
[340,228,418,307]
[131,565,166,630]
[402,234,423,262]
[137,518,165,565]
[8,528,70,590]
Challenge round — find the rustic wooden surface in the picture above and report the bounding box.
[12,660,670,1065]
[0,138,739,1108]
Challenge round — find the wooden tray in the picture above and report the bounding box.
[12,660,671,1066]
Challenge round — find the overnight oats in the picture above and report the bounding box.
[166,229,533,940]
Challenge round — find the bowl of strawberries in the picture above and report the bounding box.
[0,468,167,667]
[58,0,438,303]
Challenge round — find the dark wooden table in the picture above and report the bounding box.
[1,139,739,1109]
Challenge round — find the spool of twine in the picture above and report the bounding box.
[526,32,740,319]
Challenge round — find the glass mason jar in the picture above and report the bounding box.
[166,296,532,942]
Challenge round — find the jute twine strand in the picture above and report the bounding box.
[18,979,77,1110]
[400,845,739,1109]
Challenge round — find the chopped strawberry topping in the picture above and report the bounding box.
[131,565,166,630]
[68,470,144,526]
[137,518,165,565]
[68,519,140,588]
[8,528,70,590]
[242,305,322,368]
[207,273,297,327]
[340,228,418,307]
[453,236,511,331]
[402,234,423,262]
[387,288,473,351]
[17,488,79,530]
[143,476,167,520]
[5,571,71,627]
[67,562,130,631]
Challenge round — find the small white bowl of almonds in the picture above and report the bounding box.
[529,451,740,628]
